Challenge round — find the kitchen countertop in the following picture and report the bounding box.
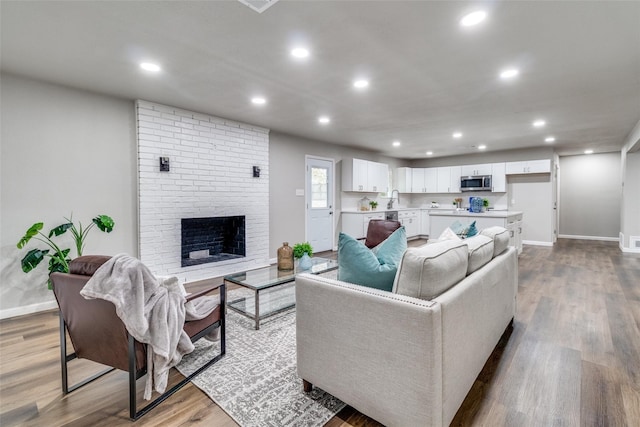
[429,210,522,218]
[341,206,457,213]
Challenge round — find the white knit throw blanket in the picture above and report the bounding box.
[80,254,219,400]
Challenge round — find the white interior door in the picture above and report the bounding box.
[306,157,334,253]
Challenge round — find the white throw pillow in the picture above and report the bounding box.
[438,227,461,241]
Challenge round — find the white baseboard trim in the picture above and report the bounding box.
[522,240,553,247]
[558,234,619,242]
[0,301,57,320]
[620,245,640,254]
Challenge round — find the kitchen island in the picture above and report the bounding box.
[430,210,524,254]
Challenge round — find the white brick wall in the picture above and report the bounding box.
[136,100,270,281]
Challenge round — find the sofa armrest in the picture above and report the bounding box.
[296,274,443,427]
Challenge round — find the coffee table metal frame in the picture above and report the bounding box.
[224,257,338,330]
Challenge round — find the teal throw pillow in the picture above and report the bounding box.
[450,219,477,238]
[466,220,478,237]
[337,227,407,292]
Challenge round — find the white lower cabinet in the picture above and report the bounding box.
[341,212,384,239]
[420,210,430,235]
[507,217,523,255]
[399,210,420,237]
[429,212,523,254]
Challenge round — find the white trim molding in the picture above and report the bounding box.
[558,234,619,242]
[0,300,57,320]
[522,240,553,247]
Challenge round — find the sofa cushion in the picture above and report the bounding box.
[480,226,510,256]
[337,227,407,292]
[463,235,494,274]
[392,239,468,300]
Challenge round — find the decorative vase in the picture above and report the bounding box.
[277,242,294,271]
[298,253,313,270]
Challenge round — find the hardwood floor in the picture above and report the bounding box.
[1,239,639,426]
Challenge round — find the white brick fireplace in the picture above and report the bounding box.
[136,100,269,281]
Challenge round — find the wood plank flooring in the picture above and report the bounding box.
[1,239,639,426]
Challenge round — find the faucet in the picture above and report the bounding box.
[387,189,400,209]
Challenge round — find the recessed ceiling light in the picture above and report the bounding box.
[140,62,161,72]
[392,141,401,147]
[318,116,330,124]
[291,47,309,59]
[426,151,433,156]
[545,136,556,143]
[453,132,463,139]
[500,68,519,79]
[478,145,487,150]
[532,119,546,128]
[353,79,369,89]
[251,97,267,105]
[460,11,487,27]
[584,149,594,154]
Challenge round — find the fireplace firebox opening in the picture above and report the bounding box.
[181,216,246,267]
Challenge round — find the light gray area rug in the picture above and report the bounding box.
[176,290,345,427]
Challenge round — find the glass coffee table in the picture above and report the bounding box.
[224,257,338,329]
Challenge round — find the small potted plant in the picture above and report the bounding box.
[369,200,378,210]
[293,242,314,270]
[482,198,490,212]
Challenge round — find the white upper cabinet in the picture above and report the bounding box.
[460,163,492,176]
[505,159,551,175]
[411,168,425,193]
[411,168,437,193]
[372,161,390,193]
[343,158,389,192]
[396,167,412,193]
[491,162,506,192]
[449,166,461,193]
[436,166,461,193]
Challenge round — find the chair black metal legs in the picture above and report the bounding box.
[59,283,226,421]
[59,314,115,394]
[127,310,226,420]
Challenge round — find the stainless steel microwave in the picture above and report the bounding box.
[460,175,492,192]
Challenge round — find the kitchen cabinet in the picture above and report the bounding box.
[436,166,462,193]
[505,159,551,175]
[343,158,389,192]
[429,211,524,254]
[420,210,430,235]
[341,211,385,239]
[368,161,389,193]
[399,210,420,237]
[396,167,412,193]
[461,163,492,176]
[491,162,506,192]
[506,215,523,255]
[411,168,437,193]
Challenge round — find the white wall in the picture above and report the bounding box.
[136,101,270,280]
[620,118,640,251]
[559,152,621,239]
[0,73,138,318]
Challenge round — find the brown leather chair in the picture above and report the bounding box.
[50,255,225,420]
[364,219,402,248]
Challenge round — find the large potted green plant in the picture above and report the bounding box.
[16,214,115,287]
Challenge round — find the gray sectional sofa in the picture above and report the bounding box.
[296,226,517,426]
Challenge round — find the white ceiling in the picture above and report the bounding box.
[2,1,639,159]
